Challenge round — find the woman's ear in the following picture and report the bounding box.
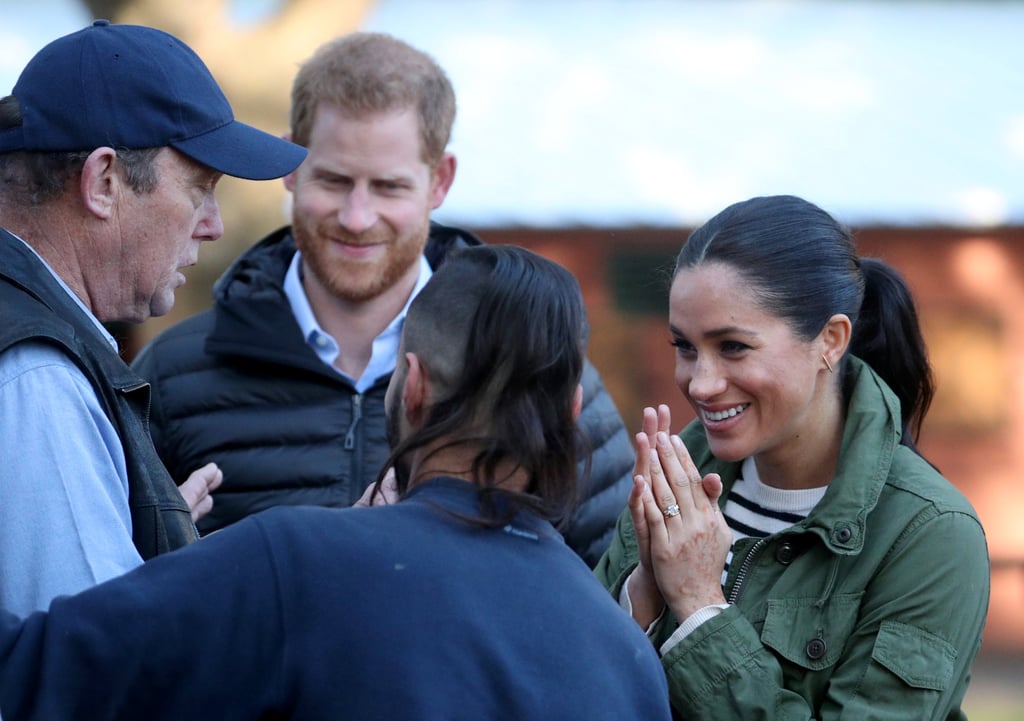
[820,313,852,371]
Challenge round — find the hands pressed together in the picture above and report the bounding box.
[626,405,733,628]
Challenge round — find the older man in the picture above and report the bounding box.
[0,20,306,616]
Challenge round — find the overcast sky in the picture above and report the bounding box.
[4,0,1023,229]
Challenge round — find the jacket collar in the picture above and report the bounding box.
[404,476,563,543]
[0,229,116,351]
[0,229,148,393]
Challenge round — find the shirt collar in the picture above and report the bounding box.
[283,251,433,391]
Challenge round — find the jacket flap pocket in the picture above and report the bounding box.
[871,620,956,690]
[761,593,862,671]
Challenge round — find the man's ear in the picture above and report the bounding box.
[282,170,297,193]
[571,384,583,421]
[282,133,300,193]
[402,352,430,424]
[79,147,120,220]
[429,152,457,210]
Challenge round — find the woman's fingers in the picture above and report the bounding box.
[640,423,722,550]
[656,404,671,435]
[628,475,652,551]
[631,433,647,485]
[638,472,673,546]
[644,438,679,525]
[632,407,659,483]
[654,432,721,516]
[643,436,733,619]
[641,406,659,437]
[634,405,675,508]
[649,431,696,513]
[700,470,725,507]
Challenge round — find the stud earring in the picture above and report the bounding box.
[822,355,834,374]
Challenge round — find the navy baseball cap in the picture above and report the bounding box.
[0,20,306,180]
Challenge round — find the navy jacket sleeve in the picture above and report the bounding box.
[0,518,285,721]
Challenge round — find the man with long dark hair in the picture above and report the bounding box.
[0,245,671,721]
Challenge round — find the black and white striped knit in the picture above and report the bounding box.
[721,456,827,585]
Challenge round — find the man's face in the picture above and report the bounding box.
[285,105,450,305]
[111,148,223,322]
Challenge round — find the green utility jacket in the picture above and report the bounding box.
[595,358,989,720]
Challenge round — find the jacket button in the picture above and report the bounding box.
[834,526,853,544]
[805,638,827,660]
[774,542,796,565]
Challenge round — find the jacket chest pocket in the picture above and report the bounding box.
[760,592,863,671]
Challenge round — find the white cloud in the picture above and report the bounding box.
[621,143,748,223]
[955,187,1009,227]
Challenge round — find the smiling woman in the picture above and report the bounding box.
[594,194,990,721]
[667,260,842,476]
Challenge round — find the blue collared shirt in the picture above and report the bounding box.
[283,251,432,392]
[0,237,142,617]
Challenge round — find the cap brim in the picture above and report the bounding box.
[171,121,306,180]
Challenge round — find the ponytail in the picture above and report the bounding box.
[849,258,934,449]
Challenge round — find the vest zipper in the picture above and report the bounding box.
[344,394,363,450]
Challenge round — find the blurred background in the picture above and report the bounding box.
[3,1,1022,717]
